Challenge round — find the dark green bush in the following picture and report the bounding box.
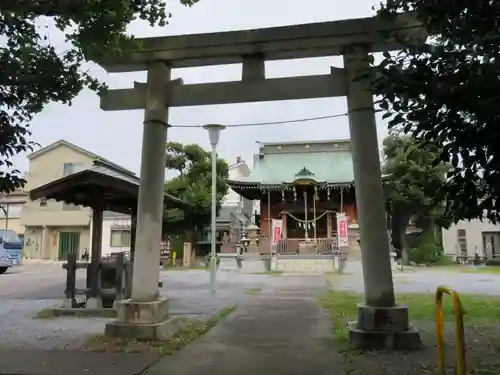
[486,259,500,266]
[406,231,448,264]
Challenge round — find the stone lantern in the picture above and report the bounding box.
[245,224,260,254]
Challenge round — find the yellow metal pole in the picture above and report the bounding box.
[313,189,317,241]
[435,286,466,375]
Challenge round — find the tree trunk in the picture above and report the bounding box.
[391,209,411,259]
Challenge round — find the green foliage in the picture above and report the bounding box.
[406,231,447,264]
[485,259,500,267]
[382,135,449,253]
[0,0,199,192]
[164,142,229,237]
[373,1,500,223]
[204,253,221,268]
[383,135,448,212]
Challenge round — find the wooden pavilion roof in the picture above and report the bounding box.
[29,161,186,215]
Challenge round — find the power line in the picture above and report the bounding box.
[169,112,349,129]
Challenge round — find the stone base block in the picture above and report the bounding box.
[356,303,409,331]
[240,256,267,273]
[105,316,184,340]
[218,255,239,272]
[348,321,421,350]
[105,298,176,340]
[115,298,169,324]
[61,298,74,309]
[86,297,102,309]
[348,304,421,351]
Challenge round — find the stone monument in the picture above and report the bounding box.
[218,232,239,272]
[240,224,268,273]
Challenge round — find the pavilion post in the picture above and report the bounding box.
[106,62,176,340]
[340,188,344,213]
[267,188,271,252]
[130,210,137,260]
[313,189,317,241]
[124,211,137,299]
[87,204,103,308]
[343,45,421,350]
[303,190,308,240]
[326,212,332,239]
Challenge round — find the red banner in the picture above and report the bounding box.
[339,220,346,238]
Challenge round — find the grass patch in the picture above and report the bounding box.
[82,305,236,353]
[35,308,56,319]
[431,264,500,274]
[458,266,500,275]
[34,307,117,319]
[255,270,283,276]
[319,290,500,347]
[163,266,207,271]
[244,288,262,295]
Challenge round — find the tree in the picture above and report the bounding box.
[0,0,199,193]
[164,142,229,240]
[373,1,500,223]
[382,135,449,256]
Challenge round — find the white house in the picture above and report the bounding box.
[222,156,251,210]
[200,156,253,243]
[442,219,500,259]
[89,211,131,258]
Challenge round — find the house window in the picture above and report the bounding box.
[61,163,85,210]
[39,198,47,207]
[62,162,85,177]
[457,229,467,255]
[110,229,131,247]
[0,203,23,218]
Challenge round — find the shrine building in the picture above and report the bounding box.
[226,140,361,255]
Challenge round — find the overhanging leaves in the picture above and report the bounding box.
[374,0,500,223]
[0,0,199,192]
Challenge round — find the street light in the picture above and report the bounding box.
[203,124,226,293]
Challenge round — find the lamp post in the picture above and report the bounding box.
[203,124,226,293]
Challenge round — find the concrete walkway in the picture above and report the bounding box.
[145,276,343,375]
[0,350,161,375]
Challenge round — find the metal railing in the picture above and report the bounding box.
[259,237,338,255]
[435,286,466,375]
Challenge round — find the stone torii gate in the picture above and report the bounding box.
[99,14,426,349]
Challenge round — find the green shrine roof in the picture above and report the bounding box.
[228,149,354,186]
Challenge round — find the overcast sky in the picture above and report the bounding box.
[13,0,389,175]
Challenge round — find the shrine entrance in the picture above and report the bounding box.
[96,13,427,350]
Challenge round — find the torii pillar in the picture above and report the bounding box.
[105,62,178,339]
[343,45,421,350]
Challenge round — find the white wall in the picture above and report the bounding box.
[442,219,500,258]
[224,162,250,207]
[90,214,131,257]
[101,217,131,256]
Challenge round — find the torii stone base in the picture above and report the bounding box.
[105,298,183,340]
[348,304,421,350]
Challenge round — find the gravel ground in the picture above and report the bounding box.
[335,261,500,295]
[4,260,500,375]
[332,261,500,374]
[342,323,500,375]
[0,268,274,350]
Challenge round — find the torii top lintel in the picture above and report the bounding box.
[97,13,426,73]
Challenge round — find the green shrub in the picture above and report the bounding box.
[486,259,500,266]
[406,230,447,264]
[204,253,221,268]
